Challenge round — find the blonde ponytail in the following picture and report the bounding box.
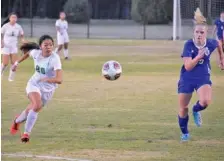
[194,8,207,25]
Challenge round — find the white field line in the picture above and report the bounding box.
[2,153,92,161]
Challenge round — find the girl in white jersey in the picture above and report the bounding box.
[55,12,69,60]
[1,13,25,81]
[10,35,63,143]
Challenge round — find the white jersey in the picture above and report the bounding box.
[28,49,62,93]
[1,22,24,46]
[55,19,68,35]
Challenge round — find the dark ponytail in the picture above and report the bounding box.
[1,12,17,27]
[20,35,54,54]
[20,42,40,54]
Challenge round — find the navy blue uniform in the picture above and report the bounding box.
[178,39,218,93]
[214,19,224,40]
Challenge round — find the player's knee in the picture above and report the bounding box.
[179,107,188,117]
[199,99,211,107]
[2,62,8,67]
[32,101,42,112]
[64,44,68,49]
[58,45,63,50]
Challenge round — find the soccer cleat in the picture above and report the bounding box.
[21,133,30,143]
[193,111,202,127]
[181,133,190,142]
[10,115,20,135]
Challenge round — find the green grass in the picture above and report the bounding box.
[2,39,224,161]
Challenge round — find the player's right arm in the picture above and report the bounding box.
[55,20,62,35]
[1,24,6,48]
[181,42,205,71]
[11,42,39,71]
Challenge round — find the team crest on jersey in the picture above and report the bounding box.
[204,47,210,56]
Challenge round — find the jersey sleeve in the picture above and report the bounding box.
[19,25,24,35]
[29,49,40,58]
[65,21,68,29]
[55,20,59,27]
[53,54,62,70]
[181,41,192,57]
[214,19,219,26]
[1,24,7,34]
[211,39,218,51]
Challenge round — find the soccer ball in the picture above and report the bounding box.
[102,60,122,81]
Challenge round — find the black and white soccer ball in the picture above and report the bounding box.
[102,60,122,81]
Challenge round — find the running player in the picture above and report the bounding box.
[213,11,224,51]
[177,8,224,142]
[1,12,25,81]
[55,12,69,60]
[10,35,63,143]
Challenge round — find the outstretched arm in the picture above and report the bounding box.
[12,42,40,71]
[11,51,30,72]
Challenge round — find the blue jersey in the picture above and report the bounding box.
[214,19,224,39]
[180,39,218,81]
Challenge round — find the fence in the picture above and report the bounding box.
[1,0,224,40]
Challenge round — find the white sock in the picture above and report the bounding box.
[63,49,68,58]
[24,110,38,134]
[8,69,16,81]
[1,64,7,76]
[15,110,27,123]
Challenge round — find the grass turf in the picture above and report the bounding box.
[1,39,224,161]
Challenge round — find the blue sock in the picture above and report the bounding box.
[193,101,207,112]
[178,115,189,134]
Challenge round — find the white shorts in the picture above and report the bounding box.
[1,46,18,54]
[57,33,69,45]
[26,82,55,106]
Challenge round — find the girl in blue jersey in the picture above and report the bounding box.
[178,8,224,141]
[213,11,224,51]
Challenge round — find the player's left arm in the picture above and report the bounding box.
[66,21,68,30]
[41,55,63,84]
[19,26,25,43]
[42,69,63,84]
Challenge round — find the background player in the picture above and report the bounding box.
[1,12,25,81]
[10,35,63,143]
[177,8,224,142]
[55,12,69,60]
[213,11,224,52]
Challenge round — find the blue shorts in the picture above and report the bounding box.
[178,79,212,94]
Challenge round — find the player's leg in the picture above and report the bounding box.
[178,93,192,141]
[1,48,10,76]
[193,82,212,127]
[63,33,69,59]
[10,103,33,135]
[177,80,194,141]
[64,42,69,59]
[8,52,18,81]
[21,92,42,142]
[55,34,64,54]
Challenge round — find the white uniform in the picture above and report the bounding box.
[1,22,24,54]
[26,49,62,106]
[55,19,69,45]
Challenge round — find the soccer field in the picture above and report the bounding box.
[1,39,224,161]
